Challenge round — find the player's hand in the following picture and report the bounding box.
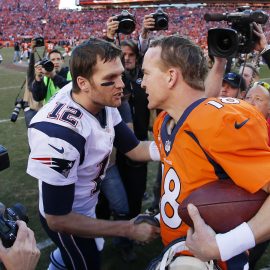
[129,217,160,243]
[106,16,119,40]
[0,221,40,270]
[34,64,44,81]
[185,204,220,261]
[134,214,160,227]
[43,68,56,79]
[253,23,268,52]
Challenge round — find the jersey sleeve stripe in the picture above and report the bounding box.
[185,130,229,180]
[29,121,86,165]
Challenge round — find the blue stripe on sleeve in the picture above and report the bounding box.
[29,121,86,165]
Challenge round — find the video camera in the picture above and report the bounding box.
[204,9,269,58]
[114,10,136,35]
[10,98,29,123]
[150,8,169,31]
[0,146,29,247]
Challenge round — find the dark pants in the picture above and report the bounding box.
[116,152,147,218]
[24,108,37,128]
[40,214,101,270]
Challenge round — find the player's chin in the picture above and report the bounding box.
[110,98,122,108]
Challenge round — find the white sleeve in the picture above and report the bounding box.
[111,107,122,127]
[27,127,80,186]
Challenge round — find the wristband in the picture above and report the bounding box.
[261,44,270,55]
[215,222,255,261]
[149,141,160,161]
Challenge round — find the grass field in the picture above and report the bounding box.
[0,46,270,270]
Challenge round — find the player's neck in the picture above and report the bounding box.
[166,87,205,123]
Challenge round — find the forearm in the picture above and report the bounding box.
[248,194,270,244]
[205,58,227,97]
[27,53,35,80]
[125,141,159,162]
[46,212,133,238]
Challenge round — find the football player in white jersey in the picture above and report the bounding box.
[27,38,160,270]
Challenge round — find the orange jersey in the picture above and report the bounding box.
[153,97,270,247]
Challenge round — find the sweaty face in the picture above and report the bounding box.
[244,86,270,119]
[121,45,136,70]
[49,52,63,73]
[89,57,125,109]
[220,82,240,98]
[141,47,169,110]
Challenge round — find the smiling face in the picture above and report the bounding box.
[141,47,169,110]
[244,85,270,119]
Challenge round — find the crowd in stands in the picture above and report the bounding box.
[1,0,270,49]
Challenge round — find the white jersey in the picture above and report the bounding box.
[27,89,122,218]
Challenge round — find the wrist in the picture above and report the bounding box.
[260,44,270,54]
[149,141,160,161]
[215,222,255,261]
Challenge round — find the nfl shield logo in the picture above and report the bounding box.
[165,140,171,153]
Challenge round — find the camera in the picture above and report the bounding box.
[10,98,29,123]
[0,145,9,172]
[39,58,54,72]
[0,203,29,248]
[150,8,169,31]
[114,10,136,35]
[33,36,45,47]
[204,9,269,58]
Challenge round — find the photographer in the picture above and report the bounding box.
[31,49,71,104]
[0,221,40,270]
[22,40,43,127]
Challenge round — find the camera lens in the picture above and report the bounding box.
[208,28,239,58]
[156,17,168,30]
[119,19,135,35]
[217,35,233,51]
[43,61,54,72]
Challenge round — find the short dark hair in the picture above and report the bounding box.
[70,38,122,93]
[48,49,63,59]
[149,35,208,91]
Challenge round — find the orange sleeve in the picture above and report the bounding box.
[197,99,270,193]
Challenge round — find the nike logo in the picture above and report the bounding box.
[234,118,249,129]
[48,144,64,154]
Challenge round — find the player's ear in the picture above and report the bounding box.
[77,76,89,92]
[168,68,180,89]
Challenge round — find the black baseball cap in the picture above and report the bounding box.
[223,72,246,92]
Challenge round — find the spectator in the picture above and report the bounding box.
[220,72,246,98]
[13,41,21,63]
[31,49,71,104]
[27,38,160,270]
[23,40,43,128]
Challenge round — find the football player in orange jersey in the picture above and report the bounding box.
[141,35,270,270]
